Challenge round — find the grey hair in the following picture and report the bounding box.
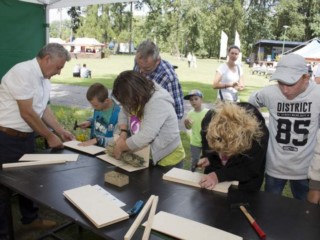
[136,39,160,61]
[37,43,71,61]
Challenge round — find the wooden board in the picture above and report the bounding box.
[163,168,238,193]
[19,154,79,162]
[63,140,105,155]
[97,145,150,172]
[144,211,242,240]
[3,159,67,169]
[124,195,156,240]
[63,185,129,228]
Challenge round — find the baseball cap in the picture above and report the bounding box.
[270,54,308,85]
[184,89,203,100]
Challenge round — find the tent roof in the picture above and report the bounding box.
[20,0,137,9]
[66,38,104,47]
[254,39,305,46]
[49,37,66,44]
[292,38,320,61]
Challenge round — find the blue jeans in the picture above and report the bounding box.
[264,174,309,201]
[0,132,38,236]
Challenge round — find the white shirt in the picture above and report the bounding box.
[217,63,243,101]
[314,64,320,78]
[73,64,80,73]
[0,58,50,132]
[80,67,90,78]
[249,82,320,179]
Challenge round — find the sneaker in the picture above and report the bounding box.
[22,218,57,230]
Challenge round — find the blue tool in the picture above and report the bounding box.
[127,200,144,217]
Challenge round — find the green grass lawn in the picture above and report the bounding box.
[52,53,272,103]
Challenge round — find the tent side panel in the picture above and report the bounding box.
[0,0,46,81]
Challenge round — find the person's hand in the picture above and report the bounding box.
[232,82,239,88]
[78,138,97,147]
[199,172,219,190]
[117,131,128,142]
[59,129,75,141]
[238,83,245,90]
[197,158,210,168]
[47,134,64,149]
[113,137,126,159]
[184,118,193,129]
[307,190,320,204]
[78,121,91,129]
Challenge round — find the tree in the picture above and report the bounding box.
[49,20,72,41]
[274,0,310,41]
[67,7,81,36]
[242,4,274,56]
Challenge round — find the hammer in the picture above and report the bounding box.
[73,120,79,131]
[231,203,266,239]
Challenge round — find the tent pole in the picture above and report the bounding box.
[46,5,49,44]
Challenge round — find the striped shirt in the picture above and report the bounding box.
[134,59,184,119]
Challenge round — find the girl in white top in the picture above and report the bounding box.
[213,45,244,102]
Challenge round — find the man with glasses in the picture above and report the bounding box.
[133,39,184,120]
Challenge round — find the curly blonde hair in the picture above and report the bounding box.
[206,102,264,157]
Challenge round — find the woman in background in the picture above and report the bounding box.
[213,45,244,102]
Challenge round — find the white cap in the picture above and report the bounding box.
[270,54,308,85]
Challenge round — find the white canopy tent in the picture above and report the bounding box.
[19,0,137,43]
[49,37,66,44]
[20,0,137,8]
[292,38,320,62]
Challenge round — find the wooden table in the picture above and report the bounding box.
[1,149,320,240]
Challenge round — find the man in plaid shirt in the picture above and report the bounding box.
[133,39,184,120]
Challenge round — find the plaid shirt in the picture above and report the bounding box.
[134,59,184,119]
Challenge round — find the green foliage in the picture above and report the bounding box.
[242,7,274,54]
[49,20,72,41]
[50,105,92,141]
[52,0,320,59]
[274,0,306,41]
[67,7,81,34]
[310,13,320,37]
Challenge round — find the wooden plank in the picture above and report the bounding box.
[163,168,238,193]
[142,196,158,240]
[63,140,105,155]
[3,159,67,169]
[19,154,79,162]
[144,211,242,240]
[63,185,129,228]
[124,195,155,240]
[97,145,150,172]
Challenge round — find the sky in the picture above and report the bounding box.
[49,5,148,23]
[49,8,70,23]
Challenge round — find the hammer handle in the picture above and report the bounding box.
[240,205,266,239]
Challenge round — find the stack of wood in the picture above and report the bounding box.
[105,141,145,167]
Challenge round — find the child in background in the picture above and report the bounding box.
[78,83,120,147]
[184,90,209,171]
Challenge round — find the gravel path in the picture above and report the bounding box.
[50,83,269,131]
